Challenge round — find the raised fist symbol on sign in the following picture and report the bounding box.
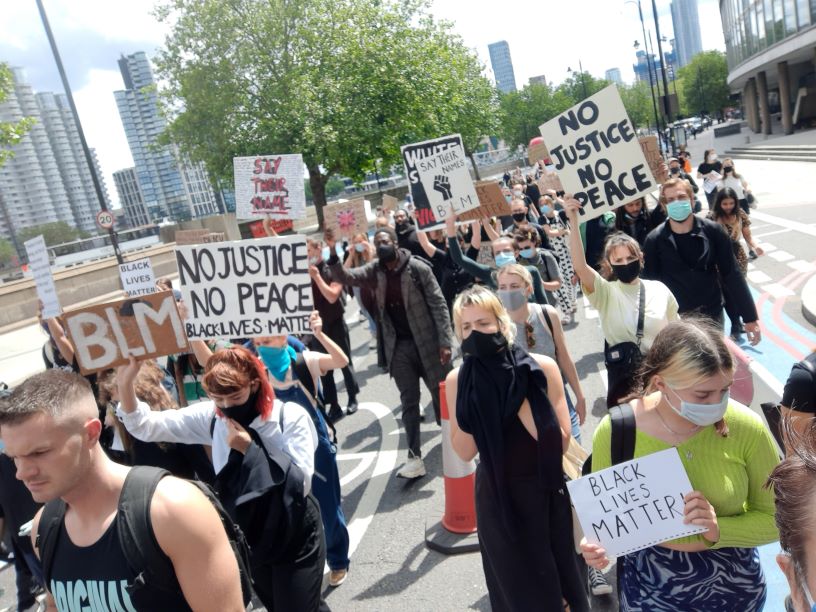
[433,175,452,201]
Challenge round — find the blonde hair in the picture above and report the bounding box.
[722,157,742,179]
[659,177,695,205]
[452,285,516,344]
[638,318,735,435]
[496,263,533,289]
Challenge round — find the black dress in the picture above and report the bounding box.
[474,415,589,612]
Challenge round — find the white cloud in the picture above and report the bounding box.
[73,69,134,208]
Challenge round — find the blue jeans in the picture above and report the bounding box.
[564,384,582,444]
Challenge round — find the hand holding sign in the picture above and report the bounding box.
[309,310,323,336]
[682,491,719,543]
[563,195,583,222]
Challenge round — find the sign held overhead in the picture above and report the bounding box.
[119,257,156,297]
[24,235,61,319]
[233,154,306,220]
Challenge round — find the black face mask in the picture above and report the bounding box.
[512,212,527,222]
[377,243,397,263]
[461,330,508,358]
[611,259,641,283]
[723,167,733,174]
[670,167,681,175]
[221,389,259,430]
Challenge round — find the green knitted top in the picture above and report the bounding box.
[590,401,780,549]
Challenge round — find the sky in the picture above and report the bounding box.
[0,0,725,209]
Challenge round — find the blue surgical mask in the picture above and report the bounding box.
[666,199,692,222]
[257,344,297,382]
[494,252,516,268]
[504,194,512,203]
[540,205,551,215]
[666,386,730,426]
[519,247,536,259]
[354,243,366,253]
[321,246,331,261]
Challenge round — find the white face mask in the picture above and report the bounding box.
[707,154,718,163]
[665,386,729,426]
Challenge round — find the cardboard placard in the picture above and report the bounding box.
[175,235,313,339]
[248,218,294,239]
[119,257,156,297]
[402,134,464,230]
[639,135,665,185]
[233,154,306,220]
[537,172,565,195]
[539,85,654,221]
[323,198,368,238]
[528,140,550,165]
[457,181,512,222]
[24,235,61,318]
[175,230,226,246]
[381,194,399,213]
[567,448,706,558]
[63,291,189,374]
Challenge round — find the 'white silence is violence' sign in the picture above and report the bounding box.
[175,235,313,339]
[567,448,706,557]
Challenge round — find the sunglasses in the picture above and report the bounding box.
[525,322,536,349]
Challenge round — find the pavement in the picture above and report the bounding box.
[1,125,815,610]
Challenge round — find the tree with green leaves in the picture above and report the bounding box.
[556,72,609,105]
[498,84,575,149]
[0,239,16,268]
[154,0,497,227]
[0,63,35,168]
[17,222,83,247]
[619,81,657,131]
[678,51,730,116]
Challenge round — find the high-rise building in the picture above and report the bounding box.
[529,75,548,87]
[488,41,517,93]
[0,68,111,250]
[671,0,703,67]
[633,50,667,87]
[605,68,623,85]
[113,167,149,228]
[114,52,218,222]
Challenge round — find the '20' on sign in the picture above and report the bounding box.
[96,210,115,230]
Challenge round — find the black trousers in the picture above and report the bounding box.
[251,495,330,612]
[390,338,442,458]
[310,316,359,409]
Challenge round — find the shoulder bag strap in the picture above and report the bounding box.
[635,282,646,348]
[609,403,637,466]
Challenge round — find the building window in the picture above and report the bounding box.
[773,0,785,39]
[798,0,811,25]
[785,0,798,32]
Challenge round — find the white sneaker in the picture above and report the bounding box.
[396,457,426,479]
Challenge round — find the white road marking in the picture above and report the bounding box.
[756,241,777,252]
[752,228,792,239]
[787,260,816,273]
[760,282,795,297]
[768,250,795,262]
[747,270,772,284]
[752,211,816,238]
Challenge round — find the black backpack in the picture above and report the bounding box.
[36,466,254,608]
[291,352,337,443]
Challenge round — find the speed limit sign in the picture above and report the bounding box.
[96,210,115,230]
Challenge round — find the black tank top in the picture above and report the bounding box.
[503,416,538,479]
[49,512,192,611]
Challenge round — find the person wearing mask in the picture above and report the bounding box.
[613,197,653,248]
[767,418,816,612]
[513,228,562,307]
[717,157,754,217]
[504,197,551,250]
[538,195,578,324]
[445,285,589,612]
[116,342,327,611]
[708,188,764,339]
[444,212,549,304]
[344,232,378,344]
[415,218,475,312]
[496,264,586,442]
[565,198,680,406]
[394,208,425,259]
[642,178,762,344]
[324,227,455,479]
[582,319,780,611]
[682,150,693,174]
[525,175,542,208]
[307,236,360,420]
[667,157,701,212]
[697,149,723,209]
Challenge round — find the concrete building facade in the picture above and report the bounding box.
[721,0,816,134]
[671,0,704,67]
[114,52,218,222]
[488,41,518,93]
[605,68,624,85]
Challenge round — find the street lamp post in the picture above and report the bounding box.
[626,0,662,136]
[651,0,676,155]
[35,0,124,265]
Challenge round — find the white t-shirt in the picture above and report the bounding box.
[117,398,318,494]
[585,270,680,351]
[717,175,747,199]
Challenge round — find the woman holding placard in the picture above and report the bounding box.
[581,318,780,611]
[446,285,589,612]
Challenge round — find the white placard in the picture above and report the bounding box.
[118,257,156,297]
[24,235,61,318]
[539,85,655,221]
[233,154,306,220]
[401,134,463,230]
[175,235,313,339]
[567,448,706,558]
[415,143,479,222]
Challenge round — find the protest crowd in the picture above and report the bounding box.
[2,94,816,612]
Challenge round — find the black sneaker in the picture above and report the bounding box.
[748,250,758,260]
[587,567,612,596]
[327,405,344,422]
[346,398,359,415]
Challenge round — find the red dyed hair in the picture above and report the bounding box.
[201,346,274,421]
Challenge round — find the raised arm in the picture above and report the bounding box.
[414,216,441,260]
[308,265,343,303]
[42,312,75,366]
[563,196,596,293]
[445,213,493,283]
[308,310,349,373]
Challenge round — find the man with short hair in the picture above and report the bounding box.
[325,227,454,479]
[0,370,245,612]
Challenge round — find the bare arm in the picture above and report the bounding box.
[309,268,343,303]
[414,224,440,259]
[547,305,585,425]
[308,310,349,374]
[482,218,501,242]
[533,354,571,452]
[44,316,75,365]
[563,197,596,292]
[152,478,245,612]
[445,368,478,461]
